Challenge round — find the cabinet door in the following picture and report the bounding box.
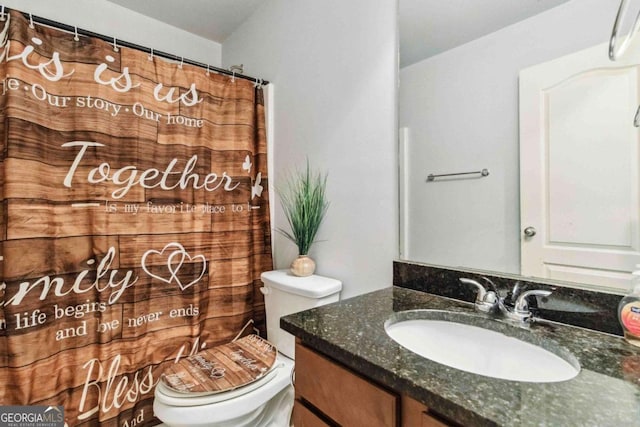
[295,343,398,427]
[293,400,332,427]
[402,395,455,427]
[421,413,451,427]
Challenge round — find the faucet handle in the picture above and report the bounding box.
[459,278,497,313]
[514,289,552,314]
[480,276,500,294]
[459,278,486,301]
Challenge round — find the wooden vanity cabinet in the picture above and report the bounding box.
[293,342,456,427]
[402,394,453,427]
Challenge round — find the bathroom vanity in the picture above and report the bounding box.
[293,341,450,426]
[282,270,640,426]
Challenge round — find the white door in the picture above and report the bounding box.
[520,42,640,292]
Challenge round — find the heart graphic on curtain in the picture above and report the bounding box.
[141,242,207,290]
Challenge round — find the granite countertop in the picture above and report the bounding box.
[281,287,640,427]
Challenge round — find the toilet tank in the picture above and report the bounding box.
[260,270,342,359]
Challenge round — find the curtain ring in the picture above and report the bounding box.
[28,13,34,29]
[148,48,154,61]
[0,6,6,22]
[112,37,119,52]
[73,26,79,42]
[179,56,183,69]
[206,64,210,76]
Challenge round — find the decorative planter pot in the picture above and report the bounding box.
[290,255,316,277]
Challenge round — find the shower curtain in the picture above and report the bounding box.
[0,10,272,426]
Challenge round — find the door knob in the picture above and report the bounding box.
[523,227,537,237]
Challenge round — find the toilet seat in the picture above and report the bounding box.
[155,365,279,406]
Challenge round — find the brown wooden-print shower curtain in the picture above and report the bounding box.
[0,10,272,426]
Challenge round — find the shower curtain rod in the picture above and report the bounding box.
[7,8,269,85]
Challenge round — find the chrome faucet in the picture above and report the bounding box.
[459,277,551,324]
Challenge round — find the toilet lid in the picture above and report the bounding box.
[161,334,277,396]
[155,366,279,406]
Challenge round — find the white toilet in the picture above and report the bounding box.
[153,269,342,427]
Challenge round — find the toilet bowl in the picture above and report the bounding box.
[153,269,342,427]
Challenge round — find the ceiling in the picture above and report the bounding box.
[107,0,263,44]
[107,0,574,68]
[399,0,573,67]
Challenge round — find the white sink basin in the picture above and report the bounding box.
[385,314,580,383]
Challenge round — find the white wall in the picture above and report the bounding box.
[1,0,222,66]
[399,0,619,275]
[223,0,398,299]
